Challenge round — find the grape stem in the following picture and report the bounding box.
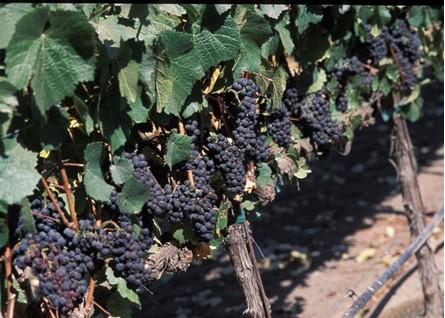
[388,45,406,84]
[40,177,72,229]
[62,162,84,168]
[56,150,79,230]
[93,300,111,316]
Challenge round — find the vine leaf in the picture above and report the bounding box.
[19,197,36,235]
[118,60,139,104]
[0,3,33,49]
[0,139,40,205]
[117,178,148,214]
[274,12,294,55]
[110,156,133,185]
[105,266,141,308]
[83,142,114,202]
[260,4,288,20]
[165,130,193,169]
[0,215,8,249]
[5,8,95,114]
[0,78,18,140]
[295,5,323,34]
[93,14,137,47]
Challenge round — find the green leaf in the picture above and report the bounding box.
[39,106,69,150]
[214,4,232,15]
[216,200,230,235]
[105,266,141,308]
[0,215,8,249]
[93,15,137,47]
[19,198,36,235]
[233,38,263,79]
[270,66,289,109]
[274,12,294,55]
[6,8,95,113]
[99,94,133,153]
[165,130,193,169]
[307,69,327,93]
[73,96,95,134]
[0,79,18,139]
[256,162,273,186]
[261,35,279,58]
[193,16,240,72]
[117,178,148,214]
[158,4,186,16]
[83,142,114,202]
[260,4,288,19]
[295,5,323,34]
[110,157,133,185]
[0,3,33,49]
[0,139,40,205]
[118,60,139,104]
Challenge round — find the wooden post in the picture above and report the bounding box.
[391,112,444,318]
[224,222,271,318]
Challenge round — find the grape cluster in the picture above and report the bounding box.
[184,151,218,241]
[207,134,246,196]
[13,196,96,315]
[366,25,389,65]
[228,78,270,162]
[267,105,292,147]
[185,119,201,147]
[387,20,420,91]
[333,56,372,87]
[282,88,301,116]
[124,152,167,218]
[336,93,348,113]
[285,89,343,146]
[101,214,153,293]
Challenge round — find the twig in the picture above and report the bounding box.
[341,207,444,318]
[62,162,84,168]
[40,177,72,228]
[32,211,60,223]
[4,245,15,318]
[93,300,111,316]
[85,277,96,312]
[56,150,78,230]
[389,45,406,84]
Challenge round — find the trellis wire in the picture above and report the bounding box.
[341,207,443,318]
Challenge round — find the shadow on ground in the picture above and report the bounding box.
[135,82,444,318]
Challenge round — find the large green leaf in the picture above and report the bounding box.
[118,60,139,104]
[6,8,95,113]
[105,266,141,308]
[117,178,148,214]
[0,3,33,49]
[93,15,137,47]
[165,130,193,169]
[110,157,133,185]
[193,16,240,72]
[274,12,294,55]
[83,142,114,202]
[0,79,18,139]
[0,139,40,205]
[260,4,288,19]
[295,5,323,34]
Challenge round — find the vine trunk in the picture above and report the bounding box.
[392,114,444,318]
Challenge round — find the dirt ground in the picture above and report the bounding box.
[135,82,444,318]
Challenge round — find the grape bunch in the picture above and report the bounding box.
[282,88,302,116]
[267,105,292,147]
[285,89,343,147]
[13,196,96,315]
[101,213,153,293]
[207,133,246,196]
[228,78,270,162]
[387,20,421,91]
[336,93,348,113]
[333,56,373,87]
[184,151,218,241]
[366,25,389,65]
[124,152,168,218]
[185,119,201,147]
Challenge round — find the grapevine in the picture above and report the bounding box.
[0,4,442,318]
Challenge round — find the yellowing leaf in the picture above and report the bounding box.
[39,149,50,158]
[355,248,376,264]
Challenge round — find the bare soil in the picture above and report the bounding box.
[135,82,444,318]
